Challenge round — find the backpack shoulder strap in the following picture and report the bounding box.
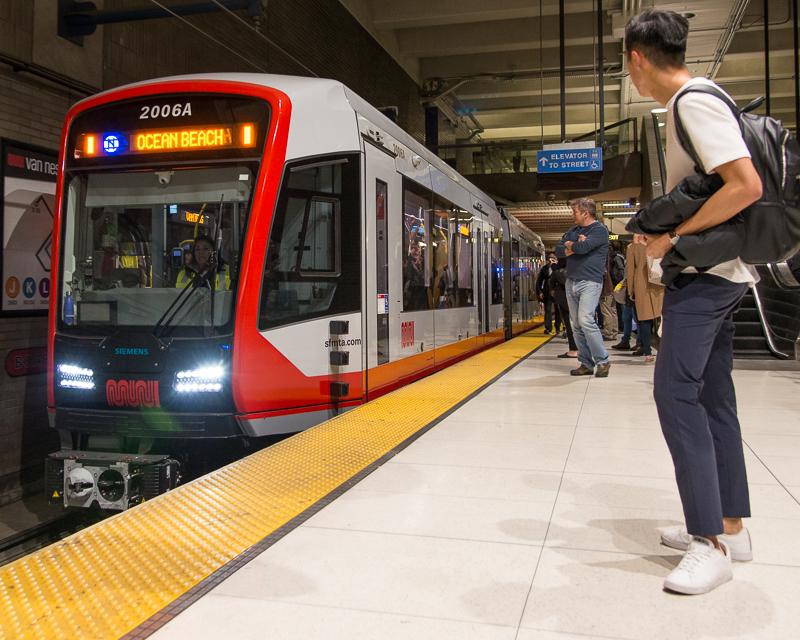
[673,85,740,174]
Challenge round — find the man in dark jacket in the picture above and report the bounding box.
[550,258,578,358]
[555,197,610,377]
[536,252,559,334]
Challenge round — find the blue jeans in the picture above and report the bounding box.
[566,279,609,368]
[621,302,634,341]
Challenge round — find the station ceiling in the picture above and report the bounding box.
[341,0,795,143]
[340,0,795,241]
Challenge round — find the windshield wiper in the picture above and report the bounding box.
[152,269,205,340]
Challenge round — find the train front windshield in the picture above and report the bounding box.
[58,93,271,337]
[60,165,254,336]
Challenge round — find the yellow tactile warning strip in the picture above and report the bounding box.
[0,329,549,640]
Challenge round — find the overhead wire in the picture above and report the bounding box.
[539,0,544,148]
[207,0,319,77]
[592,0,598,143]
[145,0,269,73]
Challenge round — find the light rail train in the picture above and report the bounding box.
[46,74,544,510]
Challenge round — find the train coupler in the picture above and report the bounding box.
[46,450,180,511]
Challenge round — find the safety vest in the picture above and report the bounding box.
[175,267,230,290]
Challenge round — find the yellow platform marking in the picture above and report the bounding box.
[0,329,549,640]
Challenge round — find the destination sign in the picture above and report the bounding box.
[537,147,603,173]
[181,210,209,225]
[74,123,256,159]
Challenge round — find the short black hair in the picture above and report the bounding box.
[625,9,689,70]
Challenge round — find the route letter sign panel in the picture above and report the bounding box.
[536,147,603,173]
[2,140,58,314]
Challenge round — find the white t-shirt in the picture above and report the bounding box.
[665,77,758,284]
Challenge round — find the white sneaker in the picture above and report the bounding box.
[663,537,733,595]
[660,525,753,562]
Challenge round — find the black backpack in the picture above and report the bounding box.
[609,252,626,286]
[674,85,800,264]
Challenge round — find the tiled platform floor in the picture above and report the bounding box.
[151,339,800,640]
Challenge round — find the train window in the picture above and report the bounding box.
[299,198,339,274]
[402,178,432,311]
[431,196,473,309]
[259,155,360,330]
[512,240,521,303]
[453,207,473,307]
[58,165,254,336]
[491,228,503,304]
[431,201,451,309]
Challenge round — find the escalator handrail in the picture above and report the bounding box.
[751,276,792,359]
[765,261,800,290]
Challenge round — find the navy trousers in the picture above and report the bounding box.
[653,274,751,536]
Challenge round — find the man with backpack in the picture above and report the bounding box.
[625,9,763,595]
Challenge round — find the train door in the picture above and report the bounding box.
[483,228,491,334]
[363,141,400,397]
[476,221,484,340]
[521,245,530,321]
[476,221,489,342]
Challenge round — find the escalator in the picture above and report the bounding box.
[740,262,800,360]
[732,290,771,358]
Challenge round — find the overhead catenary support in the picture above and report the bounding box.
[597,0,605,149]
[58,0,262,39]
[559,0,566,142]
[764,0,771,116]
[794,0,799,130]
[425,106,439,152]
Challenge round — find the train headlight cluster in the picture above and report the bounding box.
[57,363,95,390]
[174,365,225,393]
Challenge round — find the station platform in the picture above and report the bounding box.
[3,330,800,639]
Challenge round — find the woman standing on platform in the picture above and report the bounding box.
[626,234,663,362]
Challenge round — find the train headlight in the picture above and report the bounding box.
[174,364,224,393]
[57,363,96,390]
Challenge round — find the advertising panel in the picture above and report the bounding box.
[1,140,58,315]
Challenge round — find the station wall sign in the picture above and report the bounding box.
[5,346,47,377]
[536,147,603,173]
[1,139,58,316]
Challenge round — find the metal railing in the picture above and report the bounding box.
[753,260,800,360]
[436,118,640,176]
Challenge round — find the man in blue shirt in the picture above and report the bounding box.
[555,198,610,377]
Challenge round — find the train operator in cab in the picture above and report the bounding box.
[175,235,230,290]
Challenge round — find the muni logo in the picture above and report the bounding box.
[401,321,415,348]
[106,379,161,408]
[114,347,150,356]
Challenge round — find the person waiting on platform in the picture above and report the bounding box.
[536,252,560,335]
[555,197,611,377]
[625,8,762,595]
[625,234,664,363]
[175,236,230,290]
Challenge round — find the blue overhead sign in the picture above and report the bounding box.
[537,147,603,173]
